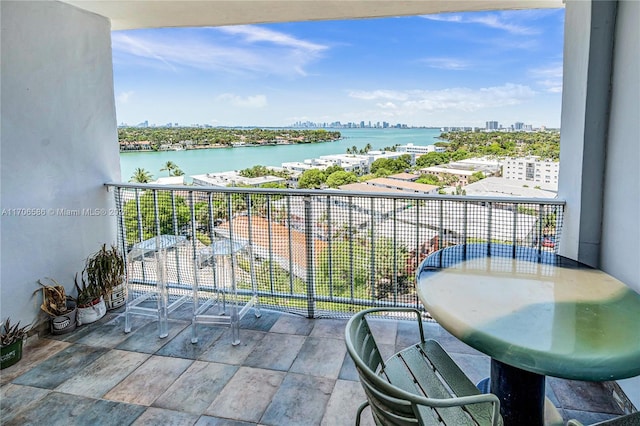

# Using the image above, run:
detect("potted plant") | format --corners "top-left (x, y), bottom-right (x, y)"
top-left (85, 243), bottom-right (126, 310)
top-left (1, 318), bottom-right (30, 369)
top-left (74, 271), bottom-right (106, 326)
top-left (35, 278), bottom-right (78, 335)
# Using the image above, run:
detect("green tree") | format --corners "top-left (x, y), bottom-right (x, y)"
top-left (316, 237), bottom-right (409, 299)
top-left (160, 161), bottom-right (177, 176)
top-left (416, 174), bottom-right (440, 185)
top-left (370, 155), bottom-right (412, 175)
top-left (130, 168), bottom-right (153, 183)
top-left (123, 191), bottom-right (190, 243)
top-left (326, 171), bottom-right (358, 188)
top-left (324, 164), bottom-right (344, 175)
top-left (297, 169), bottom-right (326, 189)
top-left (171, 168), bottom-right (185, 177)
top-left (415, 152), bottom-right (450, 168)
top-left (467, 171), bottom-right (485, 184)
top-left (374, 167), bottom-right (393, 177)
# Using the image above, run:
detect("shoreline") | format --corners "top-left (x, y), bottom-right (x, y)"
top-left (119, 138), bottom-right (341, 153)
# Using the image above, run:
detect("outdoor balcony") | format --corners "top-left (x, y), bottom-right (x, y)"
top-left (1, 0), bottom-right (638, 424)
top-left (1, 306), bottom-right (629, 425)
top-left (2, 185), bottom-right (635, 425)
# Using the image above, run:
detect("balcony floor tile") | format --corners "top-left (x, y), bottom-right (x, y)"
top-left (289, 336), bottom-right (346, 379)
top-left (12, 345), bottom-right (109, 389)
top-left (102, 355), bottom-right (192, 406)
top-left (242, 332), bottom-right (306, 371)
top-left (205, 366), bottom-right (286, 422)
top-left (260, 372), bottom-right (334, 426)
top-left (0, 308), bottom-right (629, 426)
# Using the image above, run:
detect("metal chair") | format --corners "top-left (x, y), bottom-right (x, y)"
top-left (568, 412), bottom-right (640, 426)
top-left (345, 307), bottom-right (502, 426)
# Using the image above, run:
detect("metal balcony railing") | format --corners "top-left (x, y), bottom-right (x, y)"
top-left (106, 183), bottom-right (565, 319)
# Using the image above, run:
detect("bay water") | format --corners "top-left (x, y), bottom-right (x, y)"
top-left (120, 127), bottom-right (442, 182)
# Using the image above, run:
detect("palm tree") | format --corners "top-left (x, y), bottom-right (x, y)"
top-left (160, 161), bottom-right (177, 176)
top-left (171, 168), bottom-right (185, 176)
top-left (130, 168), bottom-right (153, 183)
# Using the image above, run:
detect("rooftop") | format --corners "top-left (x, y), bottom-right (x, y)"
top-left (464, 176), bottom-right (558, 198)
top-left (0, 307), bottom-right (626, 425)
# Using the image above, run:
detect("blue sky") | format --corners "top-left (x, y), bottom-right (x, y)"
top-left (112, 8), bottom-right (565, 128)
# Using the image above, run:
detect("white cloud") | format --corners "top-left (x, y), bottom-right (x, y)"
top-left (350, 84), bottom-right (536, 114)
top-left (116, 91), bottom-right (134, 103)
top-left (529, 64), bottom-right (563, 93)
top-left (376, 102), bottom-right (398, 109)
top-left (112, 26), bottom-right (328, 76)
top-left (422, 12), bottom-right (537, 35)
top-left (215, 93), bottom-right (268, 108)
top-left (421, 57), bottom-right (470, 70)
top-left (217, 25), bottom-right (327, 52)
top-left (349, 90), bottom-right (409, 101)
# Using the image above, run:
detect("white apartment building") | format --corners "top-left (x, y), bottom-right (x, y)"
top-left (419, 166), bottom-right (477, 186)
top-left (281, 159), bottom-right (333, 173)
top-left (503, 157), bottom-right (560, 186)
top-left (449, 157), bottom-right (502, 175)
top-left (282, 151), bottom-right (414, 175)
top-left (191, 171), bottom-right (286, 187)
top-left (396, 143), bottom-right (445, 155)
top-left (317, 154), bottom-right (370, 174)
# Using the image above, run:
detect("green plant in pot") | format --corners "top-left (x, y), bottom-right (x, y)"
top-left (85, 243), bottom-right (126, 310)
top-left (75, 271), bottom-right (107, 326)
top-left (35, 278), bottom-right (78, 335)
top-left (1, 318), bottom-right (30, 369)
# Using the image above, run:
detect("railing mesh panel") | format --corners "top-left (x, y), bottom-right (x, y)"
top-left (110, 184), bottom-right (565, 319)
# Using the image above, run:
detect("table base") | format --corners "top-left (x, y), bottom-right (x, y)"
top-left (491, 359), bottom-right (545, 426)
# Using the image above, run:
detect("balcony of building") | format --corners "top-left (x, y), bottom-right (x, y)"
top-left (1, 307), bottom-right (630, 425)
top-left (1, 0), bottom-right (638, 423)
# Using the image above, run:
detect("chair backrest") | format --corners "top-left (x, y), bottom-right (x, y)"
top-left (345, 309), bottom-right (423, 425)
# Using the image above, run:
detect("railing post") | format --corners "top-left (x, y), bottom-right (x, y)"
top-left (267, 195), bottom-right (275, 293)
top-left (304, 196), bottom-right (316, 318)
top-left (348, 197), bottom-right (354, 300)
top-left (393, 198), bottom-right (398, 305)
top-left (463, 200), bottom-right (468, 257)
top-left (370, 197), bottom-right (375, 301)
top-left (438, 199), bottom-right (444, 250)
top-left (538, 203), bottom-right (544, 257)
top-left (171, 191), bottom-right (183, 285)
top-left (327, 196), bottom-right (334, 298)
top-left (487, 201), bottom-right (493, 252)
top-left (287, 195), bottom-right (294, 294)
top-left (189, 191), bottom-right (199, 343)
top-left (153, 189), bottom-right (161, 237)
top-left (512, 203), bottom-right (518, 258)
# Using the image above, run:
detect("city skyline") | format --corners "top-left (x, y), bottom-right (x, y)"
top-left (113, 8), bottom-right (565, 128)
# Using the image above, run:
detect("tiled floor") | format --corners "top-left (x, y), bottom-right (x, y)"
top-left (0, 306), bottom-right (628, 426)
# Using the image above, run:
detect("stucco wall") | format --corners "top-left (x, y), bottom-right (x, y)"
top-left (1, 1), bottom-right (120, 326)
top-left (598, 0), bottom-right (640, 409)
top-left (600, 0), bottom-right (639, 293)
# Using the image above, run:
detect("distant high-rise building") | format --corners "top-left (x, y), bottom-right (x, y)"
top-left (514, 122), bottom-right (524, 130)
top-left (485, 121), bottom-right (499, 130)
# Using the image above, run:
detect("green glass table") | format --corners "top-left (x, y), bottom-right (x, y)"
top-left (416, 244), bottom-right (640, 426)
